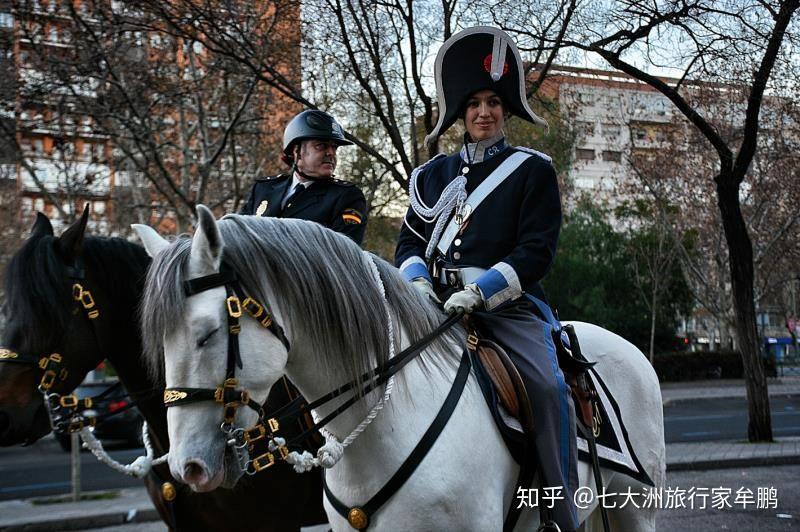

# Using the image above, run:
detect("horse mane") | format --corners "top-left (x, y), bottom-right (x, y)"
top-left (140, 215), bottom-right (463, 391)
top-left (2, 233), bottom-right (150, 355)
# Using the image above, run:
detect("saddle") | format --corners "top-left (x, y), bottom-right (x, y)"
top-left (471, 324), bottom-right (598, 454)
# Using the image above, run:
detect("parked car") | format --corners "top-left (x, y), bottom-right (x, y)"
top-left (55, 380), bottom-right (144, 451)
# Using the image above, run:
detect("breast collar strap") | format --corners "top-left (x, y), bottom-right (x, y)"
top-left (322, 348), bottom-right (472, 531)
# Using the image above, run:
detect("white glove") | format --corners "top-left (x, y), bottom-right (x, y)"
top-left (444, 283), bottom-right (483, 314)
top-left (412, 278), bottom-right (441, 304)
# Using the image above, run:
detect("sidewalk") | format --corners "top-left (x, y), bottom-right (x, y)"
top-left (0, 488), bottom-right (159, 531)
top-left (661, 376), bottom-right (800, 405)
top-left (2, 378), bottom-right (799, 531)
top-left (661, 376), bottom-right (800, 471)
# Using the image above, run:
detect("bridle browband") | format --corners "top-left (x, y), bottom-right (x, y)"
top-left (163, 262), bottom-right (464, 476)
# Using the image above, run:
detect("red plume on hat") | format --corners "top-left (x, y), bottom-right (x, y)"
top-left (425, 26), bottom-right (547, 146)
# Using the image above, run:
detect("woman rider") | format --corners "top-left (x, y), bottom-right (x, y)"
top-left (395, 26), bottom-right (578, 532)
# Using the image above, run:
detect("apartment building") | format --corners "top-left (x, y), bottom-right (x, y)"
top-left (535, 64), bottom-right (682, 208)
top-left (534, 64), bottom-right (797, 355)
top-left (1, 0), bottom-right (301, 235)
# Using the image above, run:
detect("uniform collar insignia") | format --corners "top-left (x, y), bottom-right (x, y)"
top-left (460, 132), bottom-right (508, 164)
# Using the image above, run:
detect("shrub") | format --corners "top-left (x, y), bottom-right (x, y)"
top-left (653, 350), bottom-right (777, 382)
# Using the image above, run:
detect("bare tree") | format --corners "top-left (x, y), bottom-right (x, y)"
top-left (564, 0), bottom-right (800, 440)
top-left (137, 0), bottom-right (577, 193)
top-left (4, 0), bottom-right (300, 232)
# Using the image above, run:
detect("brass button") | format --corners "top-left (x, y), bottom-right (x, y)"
top-left (453, 252), bottom-right (461, 260)
top-left (348, 507), bottom-right (369, 530)
top-left (162, 482), bottom-right (177, 502)
top-left (454, 238), bottom-right (462, 246)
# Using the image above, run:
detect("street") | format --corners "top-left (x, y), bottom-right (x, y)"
top-left (0, 436), bottom-right (142, 501)
top-left (664, 395), bottom-right (800, 443)
top-left (2, 396), bottom-right (800, 502)
top-left (35, 466), bottom-right (800, 531)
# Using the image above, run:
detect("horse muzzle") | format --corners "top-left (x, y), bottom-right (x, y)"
top-left (176, 456), bottom-right (225, 492)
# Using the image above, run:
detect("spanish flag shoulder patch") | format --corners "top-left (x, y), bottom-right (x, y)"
top-left (341, 209), bottom-right (363, 225)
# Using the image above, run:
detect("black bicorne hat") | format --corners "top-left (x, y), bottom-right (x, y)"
top-left (425, 26), bottom-right (547, 146)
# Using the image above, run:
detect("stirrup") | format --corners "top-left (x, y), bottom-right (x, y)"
top-left (536, 522), bottom-right (562, 532)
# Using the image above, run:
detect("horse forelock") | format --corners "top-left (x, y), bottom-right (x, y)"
top-left (140, 215), bottom-right (462, 392)
top-left (140, 235), bottom-right (192, 381)
top-left (3, 235), bottom-right (70, 354)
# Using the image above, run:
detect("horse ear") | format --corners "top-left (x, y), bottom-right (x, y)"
top-left (31, 212), bottom-right (54, 238)
top-left (190, 204), bottom-right (223, 273)
top-left (132, 224), bottom-right (169, 258)
top-left (56, 204), bottom-right (89, 262)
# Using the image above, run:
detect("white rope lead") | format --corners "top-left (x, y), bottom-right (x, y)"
top-left (285, 253), bottom-right (396, 473)
top-left (79, 421), bottom-right (168, 478)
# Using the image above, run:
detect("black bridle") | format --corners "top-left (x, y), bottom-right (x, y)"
top-left (162, 263), bottom-right (465, 477)
top-left (0, 263), bottom-right (139, 433)
top-left (160, 265), bottom-right (295, 472)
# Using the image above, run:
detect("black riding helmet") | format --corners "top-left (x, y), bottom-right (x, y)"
top-left (282, 110), bottom-right (353, 163)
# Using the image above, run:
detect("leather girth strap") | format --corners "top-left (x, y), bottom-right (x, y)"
top-left (322, 350), bottom-right (472, 531)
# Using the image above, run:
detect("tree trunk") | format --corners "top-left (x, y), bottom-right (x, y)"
top-left (717, 178), bottom-right (772, 441)
top-left (649, 287), bottom-right (658, 364)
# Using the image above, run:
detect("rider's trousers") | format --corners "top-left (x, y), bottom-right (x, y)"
top-left (472, 296), bottom-right (580, 531)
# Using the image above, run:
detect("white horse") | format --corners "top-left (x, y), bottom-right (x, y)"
top-left (134, 205), bottom-right (665, 531)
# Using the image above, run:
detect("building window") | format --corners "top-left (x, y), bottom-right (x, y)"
top-left (602, 150), bottom-right (622, 162)
top-left (575, 148), bottom-right (595, 161)
top-left (577, 121), bottom-right (594, 137)
top-left (0, 13), bottom-right (13, 28)
top-left (602, 123), bottom-right (620, 138)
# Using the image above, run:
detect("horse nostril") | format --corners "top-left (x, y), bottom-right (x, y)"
top-left (183, 459), bottom-right (209, 485)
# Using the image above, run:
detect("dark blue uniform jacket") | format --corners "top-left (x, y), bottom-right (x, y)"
top-left (241, 174), bottom-right (368, 245)
top-left (395, 145), bottom-right (561, 310)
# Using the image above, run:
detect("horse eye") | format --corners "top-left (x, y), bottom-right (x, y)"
top-left (197, 327), bottom-right (220, 348)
